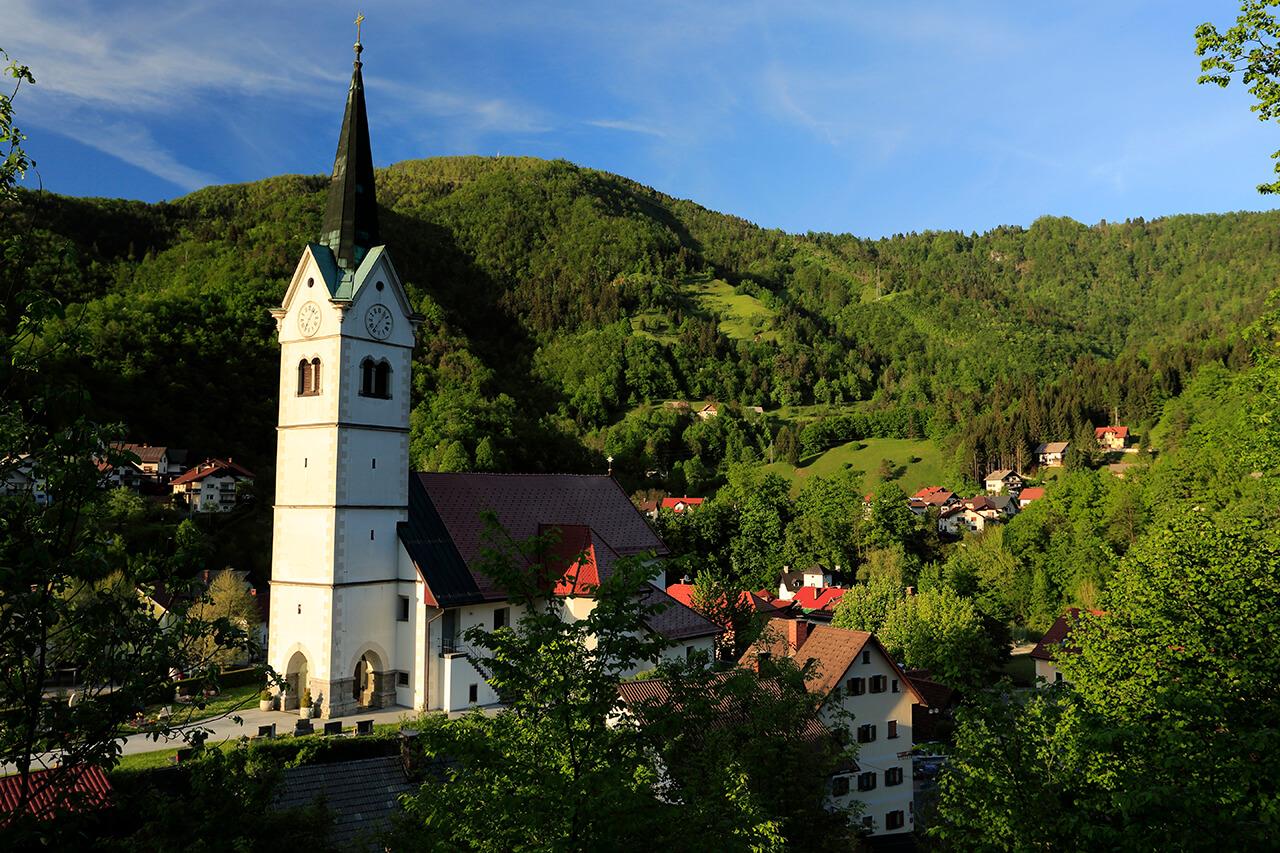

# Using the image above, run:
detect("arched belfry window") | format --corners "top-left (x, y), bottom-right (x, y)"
top-left (360, 357), bottom-right (392, 399)
top-left (297, 357), bottom-right (321, 396)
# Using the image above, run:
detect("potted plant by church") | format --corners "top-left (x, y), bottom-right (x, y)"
top-left (259, 688), bottom-right (275, 712)
top-left (299, 687), bottom-right (312, 719)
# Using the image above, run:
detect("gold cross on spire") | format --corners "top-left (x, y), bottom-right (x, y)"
top-left (355, 12), bottom-right (365, 42)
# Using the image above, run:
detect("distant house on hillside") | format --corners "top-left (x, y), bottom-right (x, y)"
top-left (664, 400), bottom-right (691, 412)
top-left (983, 469), bottom-right (1023, 495)
top-left (789, 586), bottom-right (846, 620)
top-left (171, 458), bottom-right (255, 513)
top-left (1017, 486), bottom-right (1046, 507)
top-left (642, 496), bottom-right (705, 519)
top-left (1094, 426), bottom-right (1130, 450)
top-left (1029, 608), bottom-right (1104, 685)
top-left (3, 454), bottom-right (53, 505)
top-left (696, 402), bottom-right (720, 420)
top-left (959, 495), bottom-right (1016, 533)
top-left (1035, 441), bottom-right (1070, 467)
top-left (777, 564), bottom-right (834, 600)
top-left (937, 504), bottom-right (965, 536)
top-left (909, 486), bottom-right (957, 515)
top-left (114, 443), bottom-right (188, 482)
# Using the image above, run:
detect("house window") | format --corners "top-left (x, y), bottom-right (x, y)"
top-left (296, 357), bottom-right (321, 396)
top-left (862, 650), bottom-right (871, 665)
top-left (870, 675), bottom-right (887, 693)
top-left (831, 775), bottom-right (850, 797)
top-left (468, 684), bottom-right (478, 704)
top-left (372, 457), bottom-right (376, 469)
top-left (441, 609), bottom-right (458, 653)
top-left (846, 677), bottom-right (865, 696)
top-left (360, 357), bottom-right (393, 399)
top-left (685, 645), bottom-right (695, 659)
top-left (857, 723), bottom-right (876, 743)
top-left (396, 596), bottom-right (410, 622)
top-left (862, 816), bottom-right (873, 830)
top-left (886, 767), bottom-right (904, 786)
top-left (857, 771), bottom-right (877, 791)
top-left (494, 607), bottom-right (509, 630)
top-left (396, 671), bottom-right (409, 686)
top-left (888, 719), bottom-right (899, 739)
top-left (892, 678), bottom-right (900, 693)
top-left (1055, 671), bottom-right (1064, 683)
top-left (886, 811), bottom-right (905, 830)
top-left (370, 529), bottom-right (375, 540)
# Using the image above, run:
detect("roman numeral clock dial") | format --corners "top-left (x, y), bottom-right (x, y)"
top-left (365, 303), bottom-right (393, 340)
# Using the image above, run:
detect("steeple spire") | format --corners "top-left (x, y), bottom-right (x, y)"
top-left (319, 13), bottom-right (380, 271)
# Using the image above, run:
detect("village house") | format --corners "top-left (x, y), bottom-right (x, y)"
top-left (696, 402), bottom-right (719, 420)
top-left (777, 564), bottom-right (836, 600)
top-left (937, 504), bottom-right (965, 536)
top-left (170, 458), bottom-right (255, 513)
top-left (957, 494), bottom-right (1016, 533)
top-left (2, 454), bottom-right (52, 505)
top-left (792, 625), bottom-right (922, 837)
top-left (908, 485), bottom-right (957, 515)
top-left (114, 443), bottom-right (188, 482)
top-left (1017, 486), bottom-right (1046, 507)
top-left (1029, 608), bottom-right (1103, 685)
top-left (983, 469), bottom-right (1023, 495)
top-left (639, 495), bottom-right (705, 520)
top-left (1094, 425), bottom-right (1130, 451)
top-left (1035, 441), bottom-right (1070, 467)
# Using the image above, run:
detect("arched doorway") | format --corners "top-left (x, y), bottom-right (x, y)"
top-left (352, 650), bottom-right (383, 709)
top-left (285, 651), bottom-right (309, 711)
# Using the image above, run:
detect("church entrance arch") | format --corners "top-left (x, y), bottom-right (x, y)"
top-left (353, 650), bottom-right (384, 709)
top-left (285, 651), bottom-right (309, 711)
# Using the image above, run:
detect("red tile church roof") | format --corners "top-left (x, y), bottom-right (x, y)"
top-left (0, 764), bottom-right (112, 819)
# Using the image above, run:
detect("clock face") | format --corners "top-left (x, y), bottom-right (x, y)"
top-left (365, 303), bottom-right (394, 340)
top-left (297, 302), bottom-right (322, 337)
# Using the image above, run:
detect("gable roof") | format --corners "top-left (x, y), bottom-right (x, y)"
top-left (1095, 426), bottom-right (1129, 439)
top-left (1036, 441), bottom-right (1070, 454)
top-left (115, 443), bottom-right (171, 465)
top-left (791, 586), bottom-right (846, 612)
top-left (402, 473), bottom-right (668, 606)
top-left (1018, 487), bottom-right (1046, 503)
top-left (170, 458), bottom-right (255, 486)
top-left (911, 486), bottom-right (954, 505)
top-left (1029, 608), bottom-right (1104, 661)
top-left (985, 469), bottom-right (1015, 481)
top-left (274, 755), bottom-right (411, 849)
top-left (640, 585), bottom-right (722, 641)
top-left (795, 625), bottom-right (925, 704)
top-left (0, 764), bottom-right (112, 819)
top-left (660, 496), bottom-right (704, 512)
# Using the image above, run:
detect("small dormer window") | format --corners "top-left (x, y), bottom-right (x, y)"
top-left (297, 358), bottom-right (321, 396)
top-left (360, 357), bottom-right (392, 399)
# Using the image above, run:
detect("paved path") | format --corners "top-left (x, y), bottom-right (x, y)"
top-left (117, 704), bottom-right (419, 755)
top-left (3, 705), bottom-right (420, 775)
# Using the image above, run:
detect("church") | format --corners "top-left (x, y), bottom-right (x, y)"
top-left (266, 37), bottom-right (719, 718)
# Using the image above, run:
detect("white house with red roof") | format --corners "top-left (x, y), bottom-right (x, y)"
top-left (170, 458), bottom-right (255, 513)
top-left (1094, 425), bottom-right (1130, 450)
top-left (266, 52), bottom-right (718, 719)
top-left (1017, 486), bottom-right (1046, 507)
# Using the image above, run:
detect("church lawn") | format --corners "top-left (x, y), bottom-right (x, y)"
top-left (122, 682), bottom-right (263, 734)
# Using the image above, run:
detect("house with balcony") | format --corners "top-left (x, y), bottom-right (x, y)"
top-left (170, 458), bottom-right (255, 512)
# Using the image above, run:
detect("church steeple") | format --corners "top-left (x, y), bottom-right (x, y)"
top-left (320, 18), bottom-right (380, 271)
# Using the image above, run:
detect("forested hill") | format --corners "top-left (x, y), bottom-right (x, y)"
top-left (9, 155), bottom-right (1280, 492)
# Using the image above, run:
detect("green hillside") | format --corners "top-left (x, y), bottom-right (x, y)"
top-left (763, 437), bottom-right (948, 496)
top-left (5, 154), bottom-right (1279, 499)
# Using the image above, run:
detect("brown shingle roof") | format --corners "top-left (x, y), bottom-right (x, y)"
top-left (795, 625), bottom-right (926, 704)
top-left (1029, 608), bottom-right (1104, 661)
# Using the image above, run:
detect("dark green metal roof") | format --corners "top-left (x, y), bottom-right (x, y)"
top-left (319, 51), bottom-right (380, 272)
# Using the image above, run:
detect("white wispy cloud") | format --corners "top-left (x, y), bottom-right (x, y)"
top-left (585, 119), bottom-right (668, 138)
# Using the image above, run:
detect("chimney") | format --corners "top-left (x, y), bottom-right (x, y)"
top-left (754, 650), bottom-right (771, 675)
top-left (786, 618), bottom-right (810, 651)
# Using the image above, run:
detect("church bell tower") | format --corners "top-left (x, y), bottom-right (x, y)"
top-left (267, 25), bottom-right (420, 717)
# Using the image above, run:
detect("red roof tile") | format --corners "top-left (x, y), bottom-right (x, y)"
top-left (791, 586), bottom-right (846, 612)
top-left (0, 764), bottom-right (112, 819)
top-left (1018, 487), bottom-right (1046, 503)
top-left (170, 457), bottom-right (254, 486)
top-left (660, 497), bottom-right (704, 512)
top-left (1094, 426), bottom-right (1129, 439)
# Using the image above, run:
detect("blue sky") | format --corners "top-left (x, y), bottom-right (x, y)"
top-left (4, 0), bottom-right (1276, 237)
